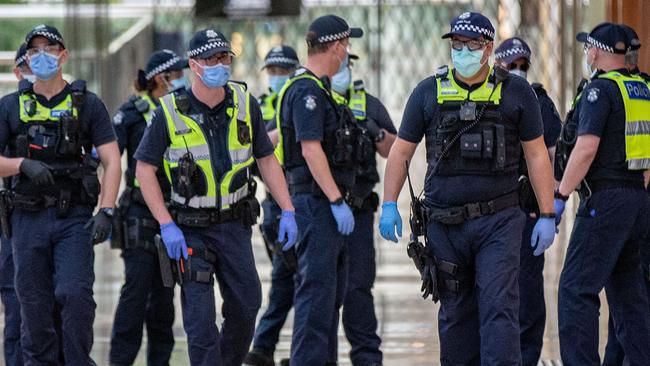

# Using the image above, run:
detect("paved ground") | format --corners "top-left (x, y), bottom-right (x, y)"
top-left (0, 158), bottom-right (611, 365)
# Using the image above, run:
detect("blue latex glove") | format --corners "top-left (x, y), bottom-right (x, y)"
top-left (278, 210), bottom-right (298, 251)
top-left (554, 198), bottom-right (566, 227)
top-left (330, 201), bottom-right (355, 235)
top-left (160, 222), bottom-right (188, 260)
top-left (531, 217), bottom-right (556, 256)
top-left (379, 201), bottom-right (402, 243)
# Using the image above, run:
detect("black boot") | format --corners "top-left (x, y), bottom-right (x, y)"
top-left (243, 347), bottom-right (275, 366)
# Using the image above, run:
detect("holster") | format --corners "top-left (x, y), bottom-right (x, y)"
top-left (517, 175), bottom-right (538, 214)
top-left (346, 191), bottom-right (380, 212)
top-left (110, 208), bottom-right (125, 250)
top-left (273, 241), bottom-right (298, 272)
top-left (0, 189), bottom-right (12, 239)
top-left (155, 235), bottom-right (175, 288)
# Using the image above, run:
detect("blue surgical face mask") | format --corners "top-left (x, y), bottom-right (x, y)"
top-left (29, 52), bottom-right (60, 81)
top-left (268, 75), bottom-right (289, 94)
top-left (195, 62), bottom-right (230, 88)
top-left (451, 46), bottom-right (485, 78)
top-left (509, 69), bottom-right (527, 80)
top-left (169, 77), bottom-right (188, 91)
top-left (331, 66), bottom-right (351, 95)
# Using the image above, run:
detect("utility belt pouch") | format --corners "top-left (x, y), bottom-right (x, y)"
top-left (56, 189), bottom-right (72, 218)
top-left (238, 196), bottom-right (260, 227)
top-left (82, 155), bottom-right (100, 201)
top-left (16, 135), bottom-right (29, 158)
top-left (175, 211), bottom-right (211, 228)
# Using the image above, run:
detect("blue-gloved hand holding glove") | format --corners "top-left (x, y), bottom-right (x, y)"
top-left (278, 210), bottom-right (298, 251)
top-left (531, 217), bottom-right (556, 256)
top-left (330, 200), bottom-right (355, 235)
top-left (554, 198), bottom-right (566, 227)
top-left (160, 222), bottom-right (188, 260)
top-left (379, 201), bottom-right (402, 243)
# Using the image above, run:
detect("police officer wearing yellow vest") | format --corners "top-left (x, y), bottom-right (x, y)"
top-left (602, 24), bottom-right (650, 366)
top-left (379, 12), bottom-right (556, 365)
top-left (109, 49), bottom-right (188, 366)
top-left (134, 29), bottom-right (297, 366)
top-left (554, 23), bottom-right (650, 366)
top-left (331, 53), bottom-right (396, 366)
top-left (0, 25), bottom-right (122, 365)
top-left (273, 14), bottom-right (363, 365)
top-left (244, 45), bottom-right (299, 366)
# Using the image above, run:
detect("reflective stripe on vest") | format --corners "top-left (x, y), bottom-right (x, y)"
top-left (133, 94), bottom-right (159, 188)
top-left (160, 82), bottom-right (254, 209)
top-left (260, 93), bottom-right (277, 122)
top-left (598, 71), bottom-right (650, 170)
top-left (19, 93), bottom-right (78, 122)
top-left (436, 67), bottom-right (502, 104)
top-left (274, 70), bottom-right (327, 166)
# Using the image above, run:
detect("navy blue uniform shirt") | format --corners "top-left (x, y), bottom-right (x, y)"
top-left (0, 83), bottom-right (116, 156)
top-left (134, 86), bottom-right (274, 182)
top-left (533, 85), bottom-right (562, 148)
top-left (399, 72), bottom-right (543, 207)
top-left (577, 69), bottom-right (645, 185)
top-left (279, 72), bottom-right (339, 182)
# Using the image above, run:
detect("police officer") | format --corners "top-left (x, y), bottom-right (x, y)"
top-left (379, 12), bottom-right (556, 365)
top-left (244, 45), bottom-right (299, 366)
top-left (134, 28), bottom-right (297, 366)
top-left (273, 14), bottom-right (362, 365)
top-left (600, 24), bottom-right (650, 366)
top-left (332, 53), bottom-right (396, 366)
top-left (109, 49), bottom-right (188, 366)
top-left (554, 23), bottom-right (650, 366)
top-left (0, 24), bottom-right (122, 365)
top-left (0, 42), bottom-right (30, 366)
top-left (494, 37), bottom-right (562, 366)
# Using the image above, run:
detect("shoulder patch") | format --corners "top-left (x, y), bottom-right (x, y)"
top-left (113, 111), bottom-right (124, 125)
top-left (304, 95), bottom-right (317, 111)
top-left (587, 88), bottom-right (600, 103)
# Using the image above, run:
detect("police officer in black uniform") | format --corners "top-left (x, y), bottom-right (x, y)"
top-left (601, 24), bottom-right (650, 366)
top-left (0, 25), bottom-right (122, 365)
top-left (244, 45), bottom-right (299, 366)
top-left (555, 23), bottom-right (650, 366)
top-left (273, 14), bottom-right (363, 365)
top-left (134, 29), bottom-right (296, 366)
top-left (494, 37), bottom-right (562, 366)
top-left (0, 42), bottom-right (30, 366)
top-left (379, 12), bottom-right (556, 365)
top-left (109, 49), bottom-right (188, 366)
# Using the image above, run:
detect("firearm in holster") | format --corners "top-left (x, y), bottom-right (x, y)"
top-left (155, 234), bottom-right (185, 288)
top-left (406, 161), bottom-right (439, 302)
top-left (0, 189), bottom-right (12, 239)
top-left (110, 189), bottom-right (131, 250)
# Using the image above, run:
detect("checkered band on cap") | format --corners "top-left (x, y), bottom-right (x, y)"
top-left (15, 54), bottom-right (28, 67)
top-left (316, 28), bottom-right (351, 44)
top-left (587, 36), bottom-right (615, 53)
top-left (264, 57), bottom-right (298, 67)
top-left (494, 47), bottom-right (530, 60)
top-left (451, 23), bottom-right (494, 39)
top-left (146, 56), bottom-right (180, 80)
top-left (31, 30), bottom-right (63, 44)
top-left (187, 40), bottom-right (230, 58)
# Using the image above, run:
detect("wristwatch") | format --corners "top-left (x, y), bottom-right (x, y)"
top-left (539, 212), bottom-right (556, 218)
top-left (554, 189), bottom-right (570, 201)
top-left (99, 207), bottom-right (114, 217)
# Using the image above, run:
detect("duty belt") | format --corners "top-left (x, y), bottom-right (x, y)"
top-left (428, 191), bottom-right (519, 225)
top-left (171, 207), bottom-right (241, 227)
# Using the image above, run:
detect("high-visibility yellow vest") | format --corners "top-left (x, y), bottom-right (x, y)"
top-left (332, 81), bottom-right (367, 120)
top-left (132, 93), bottom-right (158, 188)
top-left (160, 82), bottom-right (254, 209)
top-left (259, 92), bottom-right (277, 123)
top-left (598, 71), bottom-right (650, 170)
top-left (274, 70), bottom-right (328, 166)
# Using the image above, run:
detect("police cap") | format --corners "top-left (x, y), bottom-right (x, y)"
top-left (261, 45), bottom-right (299, 70)
top-left (144, 49), bottom-right (189, 80)
top-left (442, 11), bottom-right (495, 41)
top-left (187, 28), bottom-right (233, 59)
top-left (576, 22), bottom-right (630, 54)
top-left (494, 37), bottom-right (531, 64)
top-left (25, 24), bottom-right (65, 49)
top-left (306, 14), bottom-right (363, 47)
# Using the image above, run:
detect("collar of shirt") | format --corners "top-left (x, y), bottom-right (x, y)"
top-left (34, 83), bottom-right (72, 108)
top-left (187, 86), bottom-right (232, 123)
